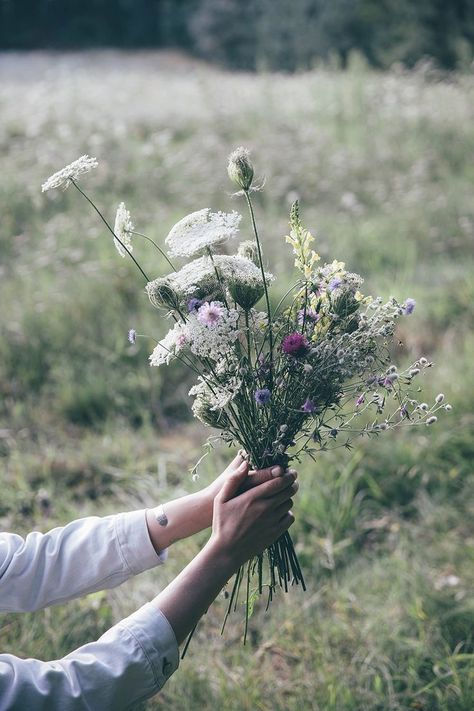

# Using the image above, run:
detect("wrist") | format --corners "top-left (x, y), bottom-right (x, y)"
top-left (205, 533), bottom-right (241, 577)
top-left (198, 485), bottom-right (216, 525)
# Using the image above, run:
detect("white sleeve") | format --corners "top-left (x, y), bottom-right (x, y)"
top-left (0, 602), bottom-right (179, 710)
top-left (0, 510), bottom-right (166, 612)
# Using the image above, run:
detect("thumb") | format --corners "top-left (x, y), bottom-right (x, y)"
top-left (219, 461), bottom-right (249, 502)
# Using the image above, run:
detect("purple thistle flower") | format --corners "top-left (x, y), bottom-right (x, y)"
top-left (403, 298), bottom-right (416, 315)
top-left (302, 398), bottom-right (316, 413)
top-left (282, 332), bottom-right (309, 357)
top-left (297, 308), bottom-right (320, 325)
top-left (356, 394), bottom-right (365, 407)
top-left (254, 388), bottom-right (271, 406)
top-left (128, 329), bottom-right (137, 344)
top-left (187, 297), bottom-right (203, 312)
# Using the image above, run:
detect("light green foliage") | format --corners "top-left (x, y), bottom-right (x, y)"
top-left (0, 53), bottom-right (473, 709)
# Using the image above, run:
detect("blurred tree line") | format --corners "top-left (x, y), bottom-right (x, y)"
top-left (1, 0), bottom-right (473, 70)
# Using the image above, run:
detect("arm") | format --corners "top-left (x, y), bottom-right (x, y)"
top-left (0, 510), bottom-right (164, 613)
top-left (0, 454), bottom-right (281, 613)
top-left (145, 452), bottom-right (285, 551)
top-left (0, 603), bottom-right (179, 711)
top-left (154, 460), bottom-right (297, 645)
top-left (0, 463), bottom-right (297, 709)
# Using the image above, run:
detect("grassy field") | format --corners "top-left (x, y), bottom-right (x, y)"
top-left (1, 51), bottom-right (473, 710)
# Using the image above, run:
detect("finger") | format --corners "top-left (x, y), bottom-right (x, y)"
top-left (240, 465), bottom-right (282, 492)
top-left (252, 471), bottom-right (296, 500)
top-left (219, 461), bottom-right (249, 502)
top-left (273, 499), bottom-right (294, 519)
top-left (267, 489), bottom-right (294, 511)
top-left (225, 451), bottom-right (245, 473)
top-left (280, 511), bottom-right (295, 529)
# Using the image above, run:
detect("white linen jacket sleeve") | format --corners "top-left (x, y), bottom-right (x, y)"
top-left (0, 512), bottom-right (180, 709)
top-left (0, 510), bottom-right (167, 612)
top-left (0, 602), bottom-right (179, 710)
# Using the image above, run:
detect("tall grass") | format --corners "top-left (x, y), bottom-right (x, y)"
top-left (0, 51), bottom-right (473, 709)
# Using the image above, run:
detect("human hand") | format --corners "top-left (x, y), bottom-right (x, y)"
top-left (209, 460), bottom-right (298, 571)
top-left (205, 451), bottom-right (298, 510)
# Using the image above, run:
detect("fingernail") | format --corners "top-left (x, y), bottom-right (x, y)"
top-left (285, 468), bottom-right (297, 476)
top-left (271, 466), bottom-right (283, 477)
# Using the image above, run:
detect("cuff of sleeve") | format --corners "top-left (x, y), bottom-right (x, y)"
top-left (115, 510), bottom-right (168, 576)
top-left (120, 602), bottom-right (180, 689)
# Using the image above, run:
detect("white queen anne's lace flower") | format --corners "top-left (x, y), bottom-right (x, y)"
top-left (165, 254), bottom-right (273, 303)
top-left (186, 305), bottom-right (240, 361)
top-left (149, 323), bottom-right (187, 366)
top-left (41, 155), bottom-right (98, 192)
top-left (114, 202), bottom-right (134, 257)
top-left (165, 208), bottom-right (242, 257)
top-left (167, 256), bottom-right (217, 296)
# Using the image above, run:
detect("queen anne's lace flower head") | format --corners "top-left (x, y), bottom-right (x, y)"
top-left (186, 305), bottom-right (240, 361)
top-left (149, 323), bottom-right (187, 366)
top-left (165, 208), bottom-right (242, 258)
top-left (41, 155), bottom-right (98, 192)
top-left (219, 255), bottom-right (274, 309)
top-left (114, 202), bottom-right (134, 257)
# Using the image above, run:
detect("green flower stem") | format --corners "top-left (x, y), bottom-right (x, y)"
top-left (244, 311), bottom-right (252, 364)
top-left (244, 190), bottom-right (273, 383)
top-left (206, 248), bottom-right (229, 309)
top-left (129, 231), bottom-right (177, 271)
top-left (71, 180), bottom-right (150, 282)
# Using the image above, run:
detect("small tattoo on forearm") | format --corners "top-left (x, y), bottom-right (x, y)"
top-left (155, 505), bottom-right (168, 527)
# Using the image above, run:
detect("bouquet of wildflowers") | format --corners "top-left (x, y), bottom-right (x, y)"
top-left (42, 150), bottom-right (450, 635)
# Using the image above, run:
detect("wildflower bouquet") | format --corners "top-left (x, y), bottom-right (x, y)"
top-left (42, 150), bottom-right (450, 635)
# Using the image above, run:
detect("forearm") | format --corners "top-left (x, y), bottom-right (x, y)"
top-left (0, 603), bottom-right (179, 709)
top-left (146, 488), bottom-right (214, 552)
top-left (152, 537), bottom-right (236, 646)
top-left (0, 510), bottom-right (164, 613)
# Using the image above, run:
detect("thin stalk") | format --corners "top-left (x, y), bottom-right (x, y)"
top-left (244, 190), bottom-right (273, 383)
top-left (71, 180), bottom-right (149, 282)
top-left (130, 231), bottom-right (176, 271)
top-left (207, 248), bottom-right (229, 309)
top-left (272, 280), bottom-right (304, 320)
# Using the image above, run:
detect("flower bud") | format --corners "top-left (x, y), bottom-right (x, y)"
top-left (146, 277), bottom-right (180, 310)
top-left (435, 393), bottom-right (445, 404)
top-left (227, 147), bottom-right (254, 191)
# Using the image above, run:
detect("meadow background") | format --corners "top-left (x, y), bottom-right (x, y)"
top-left (1, 42), bottom-right (474, 711)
